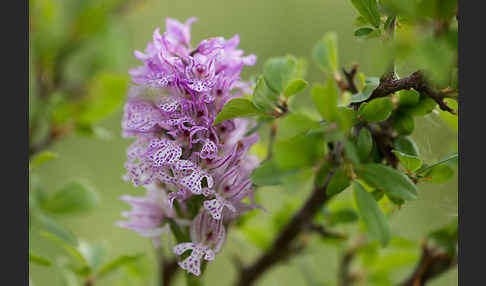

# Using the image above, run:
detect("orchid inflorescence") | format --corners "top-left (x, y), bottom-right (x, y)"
top-left (117, 18), bottom-right (260, 276)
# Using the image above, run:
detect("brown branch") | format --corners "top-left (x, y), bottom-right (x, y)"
top-left (342, 64), bottom-right (359, 94)
top-left (400, 242), bottom-right (457, 286)
top-left (235, 167), bottom-right (338, 286)
top-left (368, 71), bottom-right (455, 114)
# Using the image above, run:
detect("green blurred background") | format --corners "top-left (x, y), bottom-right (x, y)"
top-left (29, 0), bottom-right (458, 285)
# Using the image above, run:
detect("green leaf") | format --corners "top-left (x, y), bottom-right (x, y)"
top-left (357, 128), bottom-right (373, 160)
top-left (30, 252), bottom-right (52, 266)
top-left (35, 212), bottom-right (78, 246)
top-left (78, 241), bottom-right (106, 272)
top-left (41, 180), bottom-right (99, 214)
top-left (263, 55), bottom-right (298, 93)
top-left (313, 32), bottom-right (339, 73)
top-left (358, 97), bottom-right (394, 123)
top-left (421, 164), bottom-right (455, 183)
top-left (274, 134), bottom-right (325, 170)
top-left (350, 83), bottom-right (378, 103)
top-left (353, 182), bottom-right (391, 246)
top-left (40, 231), bottom-right (88, 266)
top-left (327, 168), bottom-right (351, 196)
top-left (327, 209), bottom-right (359, 225)
top-left (392, 150), bottom-right (422, 172)
top-left (29, 151), bottom-right (58, 171)
top-left (397, 89), bottom-right (420, 107)
top-left (250, 160), bottom-right (298, 186)
top-left (357, 163), bottom-right (418, 200)
top-left (419, 153), bottom-right (458, 173)
top-left (97, 254), bottom-right (143, 279)
top-left (354, 27), bottom-right (375, 37)
top-left (252, 75), bottom-right (280, 112)
top-left (311, 79), bottom-right (339, 122)
top-left (284, 79), bottom-right (308, 97)
top-left (408, 97), bottom-right (437, 116)
top-left (344, 140), bottom-right (361, 166)
top-left (392, 113), bottom-right (414, 135)
top-left (394, 136), bottom-right (419, 156)
top-left (277, 113), bottom-right (321, 140)
top-left (351, 0), bottom-right (381, 28)
top-left (78, 73), bottom-right (129, 124)
top-left (213, 98), bottom-right (263, 125)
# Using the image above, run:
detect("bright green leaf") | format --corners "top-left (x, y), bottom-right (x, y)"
top-left (263, 55), bottom-right (298, 93)
top-left (358, 97), bottom-right (394, 123)
top-left (357, 163), bottom-right (418, 200)
top-left (41, 180), bottom-right (99, 214)
top-left (397, 89), bottom-right (420, 107)
top-left (29, 151), bottom-right (58, 171)
top-left (274, 134), bottom-right (325, 170)
top-left (284, 79), bottom-right (308, 97)
top-left (392, 150), bottom-right (422, 172)
top-left (277, 113), bottom-right (321, 140)
top-left (311, 79), bottom-right (339, 122)
top-left (78, 73), bottom-right (129, 124)
top-left (313, 32), bottom-right (339, 73)
top-left (354, 182), bottom-right (391, 246)
top-left (421, 164), bottom-right (455, 183)
top-left (97, 254), bottom-right (144, 279)
top-left (252, 76), bottom-right (280, 112)
top-left (40, 232), bottom-right (88, 266)
top-left (351, 0), bottom-right (381, 28)
top-left (213, 98), bottom-right (263, 125)
top-left (408, 97), bottom-right (437, 116)
top-left (29, 252), bottom-right (52, 266)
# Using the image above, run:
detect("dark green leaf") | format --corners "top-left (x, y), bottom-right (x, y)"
top-left (392, 150), bottom-right (422, 172)
top-left (344, 140), bottom-right (361, 166)
top-left (392, 113), bottom-right (415, 135)
top-left (357, 163), bottom-right (418, 200)
top-left (284, 79), bottom-right (308, 97)
top-left (29, 151), bottom-right (58, 171)
top-left (358, 97), bottom-right (394, 123)
top-left (213, 98), bottom-right (263, 125)
top-left (327, 209), bottom-right (359, 225)
top-left (263, 56), bottom-right (298, 93)
top-left (357, 128), bottom-right (373, 160)
top-left (354, 182), bottom-right (391, 246)
top-left (41, 180), bottom-right (99, 214)
top-left (408, 97), bottom-right (437, 116)
top-left (252, 75), bottom-right (280, 112)
top-left (97, 254), bottom-right (144, 279)
top-left (327, 168), bottom-right (351, 196)
top-left (351, 0), bottom-right (381, 28)
top-left (394, 136), bottom-right (419, 156)
top-left (354, 27), bottom-right (375, 37)
top-left (313, 32), bottom-right (339, 73)
top-left (30, 252), bottom-right (52, 266)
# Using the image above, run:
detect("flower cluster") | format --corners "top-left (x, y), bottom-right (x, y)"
top-left (117, 18), bottom-right (260, 276)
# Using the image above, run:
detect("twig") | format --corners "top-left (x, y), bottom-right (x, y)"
top-left (367, 71), bottom-right (455, 114)
top-left (235, 167), bottom-right (338, 286)
top-left (306, 223), bottom-right (347, 240)
top-left (400, 242), bottom-right (457, 286)
top-left (342, 64), bottom-right (359, 94)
